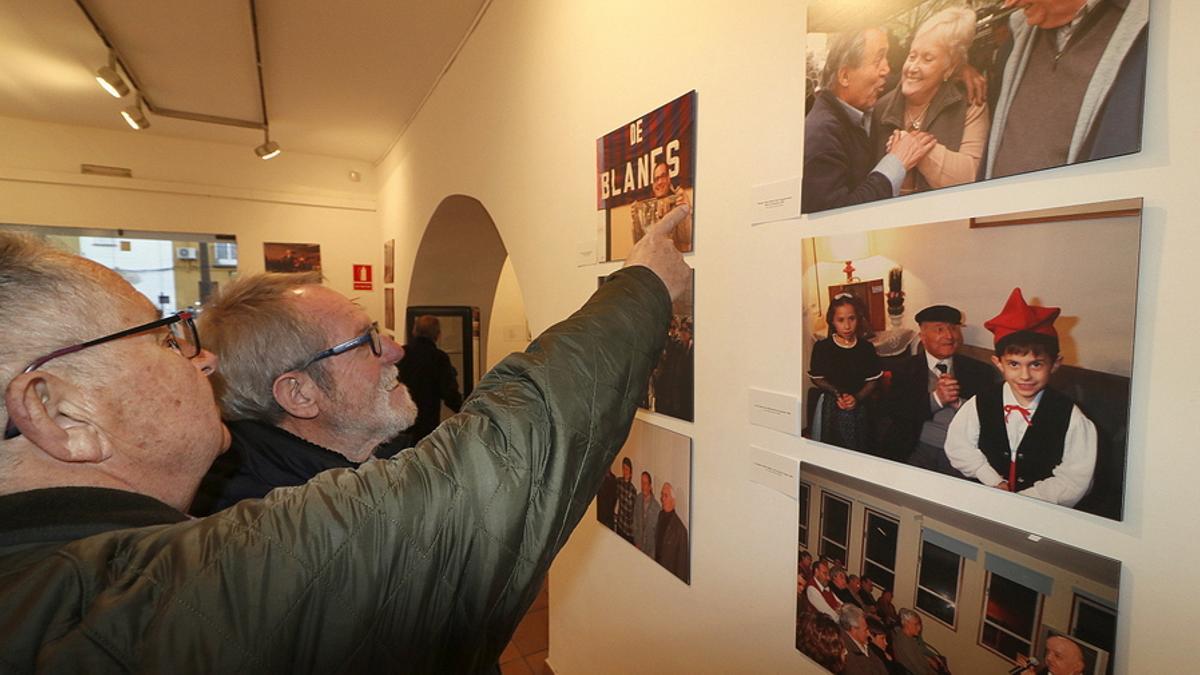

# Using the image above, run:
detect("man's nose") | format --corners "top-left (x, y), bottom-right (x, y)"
top-left (192, 348), bottom-right (219, 376)
top-left (381, 334), bottom-right (404, 364)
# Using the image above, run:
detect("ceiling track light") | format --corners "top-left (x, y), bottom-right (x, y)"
top-left (120, 95), bottom-right (150, 130)
top-left (78, 0), bottom-right (279, 157)
top-left (95, 52), bottom-right (129, 98)
top-left (255, 134), bottom-right (281, 160)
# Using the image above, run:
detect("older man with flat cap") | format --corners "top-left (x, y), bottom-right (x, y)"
top-left (881, 304), bottom-right (994, 469)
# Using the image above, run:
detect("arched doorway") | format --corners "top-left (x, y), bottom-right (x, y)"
top-left (405, 195), bottom-right (529, 393)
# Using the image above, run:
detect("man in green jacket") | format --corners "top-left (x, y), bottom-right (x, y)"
top-left (0, 206), bottom-right (690, 672)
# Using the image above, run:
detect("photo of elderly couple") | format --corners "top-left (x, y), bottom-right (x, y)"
top-left (796, 462), bottom-right (1120, 675)
top-left (594, 420), bottom-right (693, 584)
top-left (801, 198), bottom-right (1141, 522)
top-left (802, 0), bottom-right (1148, 214)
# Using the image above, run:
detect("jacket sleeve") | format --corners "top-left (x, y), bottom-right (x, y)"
top-left (87, 266), bottom-right (671, 674)
top-left (802, 114), bottom-right (894, 213)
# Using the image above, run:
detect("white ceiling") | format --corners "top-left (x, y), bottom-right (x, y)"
top-left (0, 0), bottom-right (489, 163)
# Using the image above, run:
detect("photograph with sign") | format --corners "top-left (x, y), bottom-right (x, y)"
top-left (596, 91), bottom-right (696, 261)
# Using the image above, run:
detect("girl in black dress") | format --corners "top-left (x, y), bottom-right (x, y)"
top-left (808, 294), bottom-right (883, 452)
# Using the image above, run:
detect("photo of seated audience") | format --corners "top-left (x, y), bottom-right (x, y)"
top-left (593, 419), bottom-right (693, 584)
top-left (796, 462), bottom-right (1120, 674)
top-left (802, 0), bottom-right (1148, 214)
top-left (801, 199), bottom-right (1141, 521)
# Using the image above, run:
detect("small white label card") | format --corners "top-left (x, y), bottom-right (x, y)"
top-left (749, 177), bottom-right (801, 225)
top-left (749, 445), bottom-right (800, 499)
top-left (748, 387), bottom-right (801, 435)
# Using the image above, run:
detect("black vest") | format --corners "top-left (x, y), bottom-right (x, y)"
top-left (976, 384), bottom-right (1073, 490)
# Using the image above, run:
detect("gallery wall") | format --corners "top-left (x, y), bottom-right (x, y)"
top-left (375, 1), bottom-right (1193, 672)
top-left (485, 257), bottom-right (531, 371)
top-left (0, 115), bottom-right (382, 317)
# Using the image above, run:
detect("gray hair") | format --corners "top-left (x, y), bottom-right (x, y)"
top-left (913, 7), bottom-right (977, 73)
top-left (820, 28), bottom-right (876, 92)
top-left (898, 608), bottom-right (920, 625)
top-left (0, 234), bottom-right (135, 422)
top-left (839, 604), bottom-right (866, 631)
top-left (198, 272), bottom-right (331, 423)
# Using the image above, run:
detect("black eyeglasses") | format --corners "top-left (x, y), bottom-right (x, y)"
top-left (294, 322), bottom-right (382, 372)
top-left (3, 311), bottom-right (201, 440)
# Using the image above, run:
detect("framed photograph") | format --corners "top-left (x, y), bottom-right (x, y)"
top-left (383, 238), bottom-right (395, 284)
top-left (384, 288), bottom-right (395, 332)
top-left (801, 0), bottom-right (1148, 214)
top-left (594, 419), bottom-right (693, 584)
top-left (263, 242), bottom-right (321, 273)
top-left (796, 462), bottom-right (1120, 674)
top-left (599, 267), bottom-right (694, 423)
top-left (801, 198), bottom-right (1141, 521)
top-left (597, 91), bottom-right (696, 261)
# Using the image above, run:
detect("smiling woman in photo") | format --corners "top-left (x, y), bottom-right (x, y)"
top-left (873, 7), bottom-right (990, 194)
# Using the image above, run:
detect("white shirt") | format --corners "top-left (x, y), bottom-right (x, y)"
top-left (924, 352), bottom-right (956, 410)
top-left (944, 383), bottom-right (1098, 507)
top-left (806, 581), bottom-right (840, 621)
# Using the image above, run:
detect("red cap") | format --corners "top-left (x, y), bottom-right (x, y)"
top-left (983, 288), bottom-right (1060, 343)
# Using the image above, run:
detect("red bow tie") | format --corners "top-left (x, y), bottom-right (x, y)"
top-left (1004, 404), bottom-right (1033, 425)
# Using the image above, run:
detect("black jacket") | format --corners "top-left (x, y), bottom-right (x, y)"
top-left (398, 335), bottom-right (464, 442)
top-left (189, 418), bottom-right (360, 516)
top-left (881, 351), bottom-right (995, 462)
top-left (802, 90), bottom-right (893, 213)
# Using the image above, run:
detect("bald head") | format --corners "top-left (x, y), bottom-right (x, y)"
top-left (1045, 635), bottom-right (1085, 675)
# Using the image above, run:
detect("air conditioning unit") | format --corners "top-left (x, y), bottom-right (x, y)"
top-left (177, 247), bottom-right (198, 260)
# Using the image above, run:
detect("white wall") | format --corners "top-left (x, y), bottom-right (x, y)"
top-left (375, 1), bottom-right (1195, 672)
top-left (0, 116), bottom-right (383, 320)
top-left (486, 256), bottom-right (531, 371)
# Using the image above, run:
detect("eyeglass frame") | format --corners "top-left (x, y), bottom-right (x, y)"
top-left (292, 322), bottom-right (383, 373)
top-left (3, 310), bottom-right (200, 440)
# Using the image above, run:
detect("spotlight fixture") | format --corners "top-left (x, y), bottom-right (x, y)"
top-left (120, 96), bottom-right (150, 130)
top-left (254, 132), bottom-right (281, 160)
top-left (95, 52), bottom-right (129, 98)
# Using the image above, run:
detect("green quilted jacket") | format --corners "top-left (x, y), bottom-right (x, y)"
top-left (0, 266), bottom-right (670, 673)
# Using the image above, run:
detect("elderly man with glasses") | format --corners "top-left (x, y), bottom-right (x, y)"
top-left (0, 205), bottom-right (690, 672)
top-left (188, 271), bottom-right (419, 516)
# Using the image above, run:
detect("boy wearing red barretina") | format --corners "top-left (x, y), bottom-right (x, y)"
top-left (944, 288), bottom-right (1097, 507)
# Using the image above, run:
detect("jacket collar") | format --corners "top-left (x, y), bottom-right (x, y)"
top-left (877, 81), bottom-right (965, 133)
top-left (226, 419), bottom-right (361, 473)
top-left (0, 487), bottom-right (185, 548)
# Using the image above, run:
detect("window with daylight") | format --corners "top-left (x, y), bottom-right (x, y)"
top-left (861, 509), bottom-right (899, 592)
top-left (819, 492), bottom-right (851, 566)
top-left (980, 572), bottom-right (1044, 661)
top-left (916, 540), bottom-right (963, 628)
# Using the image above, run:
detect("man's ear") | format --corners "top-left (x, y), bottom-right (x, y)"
top-left (1051, 354), bottom-right (1065, 373)
top-left (4, 371), bottom-right (112, 463)
top-left (990, 355), bottom-right (1004, 372)
top-left (272, 372), bottom-right (321, 420)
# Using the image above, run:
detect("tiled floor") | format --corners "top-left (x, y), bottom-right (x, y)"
top-left (499, 579), bottom-right (550, 675)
